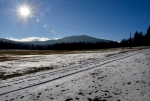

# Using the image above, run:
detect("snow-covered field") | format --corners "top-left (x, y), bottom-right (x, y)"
top-left (0, 48), bottom-right (150, 101)
top-left (0, 48), bottom-right (124, 77)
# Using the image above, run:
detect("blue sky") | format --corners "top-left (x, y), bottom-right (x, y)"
top-left (0, 0), bottom-right (150, 41)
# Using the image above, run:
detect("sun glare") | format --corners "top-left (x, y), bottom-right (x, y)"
top-left (20, 7), bottom-right (30, 16)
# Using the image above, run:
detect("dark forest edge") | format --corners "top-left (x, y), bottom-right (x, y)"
top-left (0, 26), bottom-right (150, 50)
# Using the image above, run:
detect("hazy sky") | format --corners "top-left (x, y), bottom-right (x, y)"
top-left (0, 0), bottom-right (150, 41)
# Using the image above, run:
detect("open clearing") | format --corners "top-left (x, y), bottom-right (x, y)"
top-left (0, 47), bottom-right (150, 101)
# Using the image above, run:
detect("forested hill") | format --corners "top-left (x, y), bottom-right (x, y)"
top-left (16, 35), bottom-right (111, 45)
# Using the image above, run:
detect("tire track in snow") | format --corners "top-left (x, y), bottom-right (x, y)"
top-left (0, 49), bottom-right (146, 96)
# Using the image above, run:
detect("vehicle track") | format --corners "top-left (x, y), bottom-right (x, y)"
top-left (0, 49), bottom-right (146, 96)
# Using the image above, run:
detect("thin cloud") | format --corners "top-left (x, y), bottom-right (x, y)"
top-left (7, 37), bottom-right (50, 42)
top-left (51, 29), bottom-right (57, 35)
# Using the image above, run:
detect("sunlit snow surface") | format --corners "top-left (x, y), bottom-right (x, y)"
top-left (0, 49), bottom-right (150, 101)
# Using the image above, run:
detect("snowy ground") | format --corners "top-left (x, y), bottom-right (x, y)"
top-left (0, 48), bottom-right (150, 101)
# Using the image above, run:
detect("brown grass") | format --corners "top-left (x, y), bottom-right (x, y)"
top-left (0, 57), bottom-right (19, 62)
top-left (0, 66), bottom-right (54, 80)
top-left (0, 46), bottom-right (149, 56)
top-left (105, 46), bottom-right (150, 57)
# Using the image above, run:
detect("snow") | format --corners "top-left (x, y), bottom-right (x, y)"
top-left (0, 48), bottom-right (150, 101)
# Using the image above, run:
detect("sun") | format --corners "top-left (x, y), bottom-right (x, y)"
top-left (20, 7), bottom-right (30, 16)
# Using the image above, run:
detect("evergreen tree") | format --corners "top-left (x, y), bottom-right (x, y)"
top-left (146, 26), bottom-right (150, 45)
top-left (133, 31), bottom-right (140, 46)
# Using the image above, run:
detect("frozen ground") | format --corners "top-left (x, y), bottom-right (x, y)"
top-left (0, 48), bottom-right (150, 101)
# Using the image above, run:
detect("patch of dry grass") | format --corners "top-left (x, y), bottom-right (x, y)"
top-left (0, 50), bottom-right (74, 55)
top-left (0, 57), bottom-right (19, 62)
top-left (105, 46), bottom-right (150, 57)
top-left (0, 46), bottom-right (149, 56)
top-left (0, 66), bottom-right (54, 80)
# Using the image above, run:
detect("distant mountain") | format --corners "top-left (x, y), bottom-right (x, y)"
top-left (24, 35), bottom-right (112, 45)
top-left (0, 35), bottom-right (112, 45)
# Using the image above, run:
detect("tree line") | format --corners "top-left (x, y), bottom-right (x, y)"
top-left (0, 41), bottom-right (119, 50)
top-left (120, 25), bottom-right (150, 47)
top-left (0, 25), bottom-right (150, 50)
